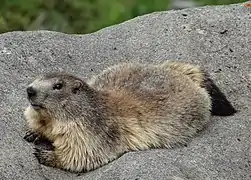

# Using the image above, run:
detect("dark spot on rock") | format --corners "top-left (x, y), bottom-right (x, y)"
top-left (19, 163), bottom-right (24, 168)
top-left (229, 48), bottom-right (233, 52)
top-left (113, 47), bottom-right (117, 50)
top-left (50, 51), bottom-right (56, 56)
top-left (184, 144), bottom-right (187, 147)
top-left (182, 13), bottom-right (188, 16)
top-left (215, 68), bottom-right (222, 73)
top-left (220, 30), bottom-right (228, 34)
top-left (68, 53), bottom-right (72, 58)
top-left (237, 138), bottom-right (241, 141)
top-left (90, 68), bottom-right (93, 71)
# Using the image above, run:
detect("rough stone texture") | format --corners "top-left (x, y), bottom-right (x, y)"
top-left (0, 2), bottom-right (250, 180)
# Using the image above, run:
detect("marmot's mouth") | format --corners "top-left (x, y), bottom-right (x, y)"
top-left (30, 103), bottom-right (44, 110)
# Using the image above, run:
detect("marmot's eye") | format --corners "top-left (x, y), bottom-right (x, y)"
top-left (53, 83), bottom-right (63, 90)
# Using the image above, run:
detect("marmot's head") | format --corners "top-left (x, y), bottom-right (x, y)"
top-left (25, 72), bottom-right (93, 119)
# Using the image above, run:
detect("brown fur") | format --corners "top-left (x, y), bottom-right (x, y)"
top-left (162, 61), bottom-right (237, 116)
top-left (159, 61), bottom-right (205, 86)
top-left (23, 60), bottom-right (234, 173)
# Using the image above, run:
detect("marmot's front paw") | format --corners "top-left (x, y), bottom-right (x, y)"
top-left (33, 147), bottom-right (57, 167)
top-left (24, 131), bottom-right (41, 144)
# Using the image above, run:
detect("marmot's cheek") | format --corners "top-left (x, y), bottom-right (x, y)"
top-left (24, 105), bottom-right (40, 122)
top-left (24, 105), bottom-right (35, 116)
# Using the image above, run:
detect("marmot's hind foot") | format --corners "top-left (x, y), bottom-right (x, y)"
top-left (33, 147), bottom-right (57, 167)
top-left (161, 60), bottom-right (237, 116)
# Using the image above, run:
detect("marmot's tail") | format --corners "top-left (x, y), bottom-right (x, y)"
top-left (202, 73), bottom-right (237, 116)
top-left (161, 60), bottom-right (237, 116)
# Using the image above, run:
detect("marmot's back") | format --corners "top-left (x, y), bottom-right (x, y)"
top-left (88, 63), bottom-right (199, 92)
top-left (88, 63), bottom-right (211, 148)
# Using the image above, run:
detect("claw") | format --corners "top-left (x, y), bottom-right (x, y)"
top-left (33, 147), bottom-right (46, 165)
top-left (24, 131), bottom-right (40, 143)
top-left (33, 136), bottom-right (42, 145)
top-left (33, 147), bottom-right (56, 167)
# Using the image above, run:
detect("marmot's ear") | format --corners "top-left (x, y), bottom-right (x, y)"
top-left (72, 80), bottom-right (86, 94)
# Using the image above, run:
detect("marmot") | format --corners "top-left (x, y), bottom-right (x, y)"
top-left (23, 60), bottom-right (236, 173)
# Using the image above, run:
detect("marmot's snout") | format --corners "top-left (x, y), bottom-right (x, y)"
top-left (27, 86), bottom-right (37, 99)
top-left (26, 85), bottom-right (46, 110)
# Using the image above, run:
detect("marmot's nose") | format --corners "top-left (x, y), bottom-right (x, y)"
top-left (27, 86), bottom-right (37, 99)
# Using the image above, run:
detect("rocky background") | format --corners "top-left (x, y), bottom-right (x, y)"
top-left (0, 2), bottom-right (250, 180)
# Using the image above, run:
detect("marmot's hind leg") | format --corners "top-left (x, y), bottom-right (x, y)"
top-left (160, 61), bottom-right (205, 85)
top-left (161, 61), bottom-right (237, 116)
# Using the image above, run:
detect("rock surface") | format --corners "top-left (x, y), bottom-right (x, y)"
top-left (0, 2), bottom-right (250, 180)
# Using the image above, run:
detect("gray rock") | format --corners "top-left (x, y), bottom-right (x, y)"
top-left (0, 2), bottom-right (250, 180)
top-left (169, 0), bottom-right (200, 10)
